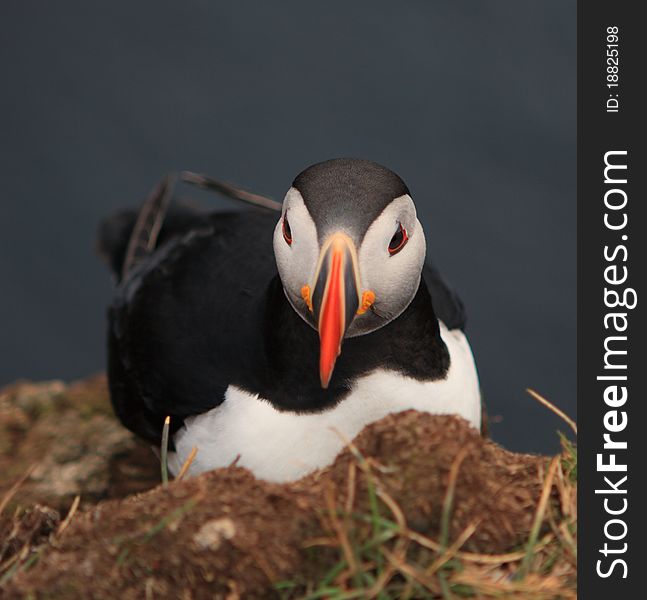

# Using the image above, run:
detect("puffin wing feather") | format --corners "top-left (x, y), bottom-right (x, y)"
top-left (422, 261), bottom-right (467, 331)
top-left (107, 209), bottom-right (279, 444)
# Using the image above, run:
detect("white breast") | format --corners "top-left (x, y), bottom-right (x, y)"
top-left (167, 322), bottom-right (481, 482)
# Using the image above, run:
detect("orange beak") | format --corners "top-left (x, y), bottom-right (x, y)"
top-left (310, 233), bottom-right (362, 388)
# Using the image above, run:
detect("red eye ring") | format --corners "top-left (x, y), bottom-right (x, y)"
top-left (282, 217), bottom-right (293, 245)
top-left (388, 223), bottom-right (408, 255)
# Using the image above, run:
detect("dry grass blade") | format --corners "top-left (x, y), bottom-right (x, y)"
top-left (517, 456), bottom-right (560, 578)
top-left (364, 563), bottom-right (397, 600)
top-left (438, 449), bottom-right (469, 600)
top-left (57, 495), bottom-right (81, 536)
top-left (330, 426), bottom-right (368, 470)
top-left (463, 534), bottom-right (554, 566)
top-left (345, 461), bottom-right (357, 514)
top-left (145, 577), bottom-right (154, 600)
top-left (405, 527), bottom-right (554, 565)
top-left (526, 388), bottom-right (577, 435)
top-left (176, 446), bottom-right (197, 481)
top-left (324, 484), bottom-right (358, 577)
top-left (160, 416), bottom-right (171, 486)
top-left (0, 552), bottom-right (22, 581)
top-left (381, 546), bottom-right (440, 595)
top-left (549, 462), bottom-right (577, 562)
top-left (440, 447), bottom-right (469, 549)
top-left (0, 545), bottom-right (31, 586)
top-left (375, 489), bottom-right (406, 532)
top-left (368, 488), bottom-right (410, 598)
top-left (454, 568), bottom-right (574, 599)
top-left (302, 536), bottom-right (338, 549)
top-left (425, 521), bottom-right (478, 577)
top-left (329, 426), bottom-right (393, 475)
top-left (180, 170), bottom-right (282, 211)
top-left (0, 464), bottom-right (37, 516)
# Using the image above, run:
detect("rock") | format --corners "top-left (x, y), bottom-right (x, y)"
top-left (193, 517), bottom-right (237, 550)
top-left (0, 376), bottom-right (159, 512)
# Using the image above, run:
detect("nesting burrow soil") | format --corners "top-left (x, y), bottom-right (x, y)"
top-left (0, 377), bottom-right (576, 599)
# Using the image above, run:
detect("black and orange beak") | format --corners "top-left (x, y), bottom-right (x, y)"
top-left (308, 233), bottom-right (362, 389)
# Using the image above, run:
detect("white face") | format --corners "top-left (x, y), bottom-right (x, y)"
top-left (273, 188), bottom-right (426, 337)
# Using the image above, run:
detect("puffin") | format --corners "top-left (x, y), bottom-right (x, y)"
top-left (98, 158), bottom-right (481, 482)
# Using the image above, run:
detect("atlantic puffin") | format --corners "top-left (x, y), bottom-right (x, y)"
top-left (98, 159), bottom-right (481, 482)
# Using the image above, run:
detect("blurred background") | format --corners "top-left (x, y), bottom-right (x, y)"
top-left (0, 1), bottom-right (575, 453)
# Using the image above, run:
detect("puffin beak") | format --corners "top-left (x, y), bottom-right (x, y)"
top-left (310, 233), bottom-right (362, 389)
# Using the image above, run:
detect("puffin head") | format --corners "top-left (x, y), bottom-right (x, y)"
top-left (273, 158), bottom-right (427, 388)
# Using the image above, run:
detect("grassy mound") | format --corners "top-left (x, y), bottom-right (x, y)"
top-left (0, 378), bottom-right (576, 599)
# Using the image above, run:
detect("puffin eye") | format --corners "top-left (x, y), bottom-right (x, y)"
top-left (282, 217), bottom-right (293, 245)
top-left (388, 223), bottom-right (408, 255)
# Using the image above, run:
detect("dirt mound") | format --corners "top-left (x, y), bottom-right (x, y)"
top-left (0, 377), bottom-right (576, 599)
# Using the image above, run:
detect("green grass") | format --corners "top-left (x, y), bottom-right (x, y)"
top-left (276, 430), bottom-right (577, 600)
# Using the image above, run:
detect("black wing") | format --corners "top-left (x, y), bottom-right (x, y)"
top-left (422, 261), bottom-right (467, 331)
top-left (103, 207), bottom-right (279, 444)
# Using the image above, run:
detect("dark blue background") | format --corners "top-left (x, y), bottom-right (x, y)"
top-left (0, 1), bottom-right (575, 453)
